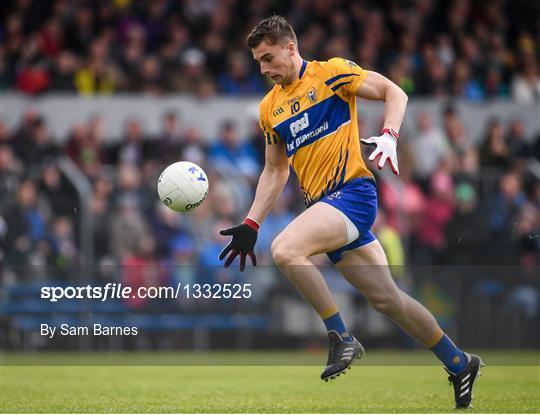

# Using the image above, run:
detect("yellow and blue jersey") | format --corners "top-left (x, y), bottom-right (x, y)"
top-left (259, 57), bottom-right (373, 206)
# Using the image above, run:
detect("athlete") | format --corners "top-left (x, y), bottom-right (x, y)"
top-left (218, 16), bottom-right (483, 409)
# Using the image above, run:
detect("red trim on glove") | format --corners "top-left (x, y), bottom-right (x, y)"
top-left (243, 217), bottom-right (260, 231)
top-left (381, 128), bottom-right (399, 140)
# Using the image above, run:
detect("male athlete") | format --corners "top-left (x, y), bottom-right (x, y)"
top-left (218, 16), bottom-right (483, 409)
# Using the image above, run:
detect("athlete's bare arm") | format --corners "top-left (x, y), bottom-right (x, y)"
top-left (247, 141), bottom-right (289, 223)
top-left (355, 71), bottom-right (408, 132)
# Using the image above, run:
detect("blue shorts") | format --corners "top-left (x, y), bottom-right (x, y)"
top-left (319, 177), bottom-right (378, 264)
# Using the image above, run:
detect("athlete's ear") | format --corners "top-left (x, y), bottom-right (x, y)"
top-left (287, 42), bottom-right (296, 56)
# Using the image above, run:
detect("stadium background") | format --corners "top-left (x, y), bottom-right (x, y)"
top-left (0, 0), bottom-right (539, 355)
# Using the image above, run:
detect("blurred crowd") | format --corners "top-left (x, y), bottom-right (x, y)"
top-left (1, 0), bottom-right (540, 102)
top-left (1, 105), bottom-right (538, 285)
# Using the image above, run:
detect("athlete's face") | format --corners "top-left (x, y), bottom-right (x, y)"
top-left (252, 39), bottom-right (296, 85)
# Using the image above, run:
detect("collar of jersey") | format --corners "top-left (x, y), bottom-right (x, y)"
top-left (281, 59), bottom-right (308, 90)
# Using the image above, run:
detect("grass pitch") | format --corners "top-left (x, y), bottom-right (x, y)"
top-left (1, 351), bottom-right (539, 413)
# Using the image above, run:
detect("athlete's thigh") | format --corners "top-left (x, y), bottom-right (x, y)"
top-left (335, 239), bottom-right (401, 299)
top-left (274, 202), bottom-right (348, 257)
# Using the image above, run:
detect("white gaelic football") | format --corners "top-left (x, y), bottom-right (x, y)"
top-left (157, 161), bottom-right (209, 212)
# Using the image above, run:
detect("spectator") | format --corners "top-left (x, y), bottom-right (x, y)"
top-left (379, 166), bottom-right (425, 236)
top-left (121, 235), bottom-right (162, 309)
top-left (74, 60), bottom-right (117, 95)
top-left (90, 175), bottom-right (114, 261)
top-left (110, 194), bottom-right (149, 260)
top-left (181, 126), bottom-right (207, 167)
top-left (4, 14), bottom-right (24, 78)
top-left (3, 180), bottom-right (47, 266)
top-left (168, 234), bottom-right (198, 299)
top-left (487, 172), bottom-right (527, 262)
top-left (245, 111), bottom-right (266, 167)
top-left (218, 51), bottom-right (266, 95)
top-left (65, 123), bottom-right (88, 165)
top-left (442, 105), bottom-right (469, 155)
top-left (134, 55), bottom-right (165, 95)
top-left (198, 219), bottom-right (237, 284)
top-left (152, 111), bottom-right (184, 163)
top-left (373, 210), bottom-right (405, 278)
top-left (484, 67), bottom-right (508, 99)
top-left (10, 109), bottom-right (39, 160)
top-left (506, 119), bottom-right (532, 160)
top-left (113, 163), bottom-right (153, 215)
top-left (514, 203), bottom-right (540, 267)
top-left (38, 160), bottom-right (77, 217)
top-left (388, 54), bottom-right (415, 96)
top-left (63, 4), bottom-right (95, 54)
top-left (534, 134), bottom-right (540, 162)
top-left (413, 167), bottom-right (455, 264)
top-left (74, 37), bottom-right (121, 95)
top-left (64, 119), bottom-right (108, 179)
top-left (450, 59), bottom-right (484, 101)
top-left (452, 146), bottom-right (479, 186)
top-left (416, 47), bottom-right (448, 96)
top-left (49, 216), bottom-right (78, 274)
top-left (444, 183), bottom-right (487, 264)
top-left (110, 118), bottom-right (150, 167)
top-left (119, 30), bottom-right (145, 86)
top-left (39, 18), bottom-right (64, 58)
top-left (0, 144), bottom-right (23, 205)
top-left (152, 203), bottom-right (192, 258)
top-left (411, 112), bottom-right (449, 181)
top-left (172, 48), bottom-right (215, 97)
top-left (436, 34), bottom-right (455, 68)
top-left (19, 117), bottom-right (59, 165)
top-left (208, 120), bottom-right (260, 182)
top-left (479, 118), bottom-right (511, 169)
top-left (50, 51), bottom-right (78, 91)
top-left (160, 19), bottom-right (191, 86)
top-left (15, 33), bottom-right (51, 94)
top-left (511, 60), bottom-right (540, 104)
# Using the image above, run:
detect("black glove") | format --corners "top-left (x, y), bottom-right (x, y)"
top-left (219, 218), bottom-right (259, 271)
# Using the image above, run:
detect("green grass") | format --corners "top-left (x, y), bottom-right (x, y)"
top-left (1, 352), bottom-right (539, 413)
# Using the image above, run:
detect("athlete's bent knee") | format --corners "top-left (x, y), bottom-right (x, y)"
top-left (369, 292), bottom-right (405, 317)
top-left (271, 238), bottom-right (299, 267)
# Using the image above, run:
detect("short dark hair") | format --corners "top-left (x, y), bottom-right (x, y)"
top-left (246, 15), bottom-right (297, 49)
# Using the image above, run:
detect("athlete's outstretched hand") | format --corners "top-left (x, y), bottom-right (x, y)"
top-left (219, 218), bottom-right (259, 272)
top-left (361, 128), bottom-right (399, 175)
